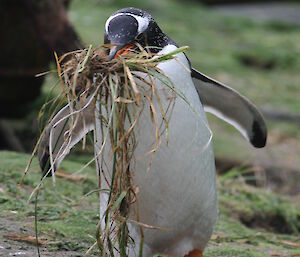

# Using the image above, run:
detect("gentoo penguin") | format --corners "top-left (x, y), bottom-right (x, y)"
top-left (38, 7), bottom-right (267, 257)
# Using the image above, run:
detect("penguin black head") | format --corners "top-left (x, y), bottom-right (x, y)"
top-left (104, 7), bottom-right (174, 59)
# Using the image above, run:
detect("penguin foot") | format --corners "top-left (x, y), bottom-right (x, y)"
top-left (184, 249), bottom-right (203, 257)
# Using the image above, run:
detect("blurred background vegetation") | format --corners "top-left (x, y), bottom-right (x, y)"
top-left (0, 0), bottom-right (299, 256)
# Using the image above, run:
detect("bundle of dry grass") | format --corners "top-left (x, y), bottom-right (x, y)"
top-left (23, 44), bottom-right (188, 256)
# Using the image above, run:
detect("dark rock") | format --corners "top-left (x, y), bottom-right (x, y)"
top-left (0, 0), bottom-right (83, 118)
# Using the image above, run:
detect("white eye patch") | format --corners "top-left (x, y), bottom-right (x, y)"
top-left (130, 13), bottom-right (149, 34)
top-left (105, 13), bottom-right (149, 35)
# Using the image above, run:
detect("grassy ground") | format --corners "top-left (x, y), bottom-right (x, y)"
top-left (0, 151), bottom-right (299, 256)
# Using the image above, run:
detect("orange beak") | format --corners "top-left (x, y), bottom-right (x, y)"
top-left (114, 44), bottom-right (134, 59)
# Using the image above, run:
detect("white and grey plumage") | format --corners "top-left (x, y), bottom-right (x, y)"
top-left (38, 7), bottom-right (267, 257)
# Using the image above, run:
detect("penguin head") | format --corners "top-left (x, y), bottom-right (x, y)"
top-left (104, 7), bottom-right (171, 59)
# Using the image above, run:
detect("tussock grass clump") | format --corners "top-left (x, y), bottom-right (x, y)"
top-left (219, 169), bottom-right (300, 235)
top-left (25, 44), bottom-right (188, 256)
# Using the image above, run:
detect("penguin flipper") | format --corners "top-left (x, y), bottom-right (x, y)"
top-left (38, 97), bottom-right (95, 176)
top-left (191, 68), bottom-right (267, 148)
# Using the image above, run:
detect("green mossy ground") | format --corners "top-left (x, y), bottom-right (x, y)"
top-left (0, 151), bottom-right (299, 256)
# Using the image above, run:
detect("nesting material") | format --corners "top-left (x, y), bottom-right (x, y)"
top-left (40, 44), bottom-right (188, 255)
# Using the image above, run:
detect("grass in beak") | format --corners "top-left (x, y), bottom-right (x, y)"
top-left (23, 43), bottom-right (196, 256)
